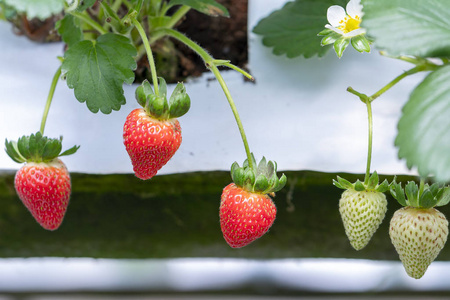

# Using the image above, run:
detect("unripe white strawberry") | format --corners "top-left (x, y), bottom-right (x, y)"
top-left (339, 189), bottom-right (387, 250)
top-left (390, 206), bottom-right (448, 279)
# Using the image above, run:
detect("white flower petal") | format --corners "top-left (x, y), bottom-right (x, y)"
top-left (343, 28), bottom-right (366, 38)
top-left (346, 0), bottom-right (363, 18)
top-left (325, 24), bottom-right (345, 35)
top-left (327, 5), bottom-right (347, 27)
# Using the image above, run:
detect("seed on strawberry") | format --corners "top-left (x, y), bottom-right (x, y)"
top-left (390, 206), bottom-right (448, 279)
top-left (339, 189), bottom-right (387, 250)
top-left (15, 159), bottom-right (72, 230)
top-left (123, 79), bottom-right (190, 180)
top-left (220, 183), bottom-right (277, 248)
top-left (5, 132), bottom-right (79, 230)
top-left (219, 154), bottom-right (286, 248)
top-left (334, 173), bottom-right (389, 250)
top-left (123, 108), bottom-right (182, 180)
top-left (389, 180), bottom-right (450, 279)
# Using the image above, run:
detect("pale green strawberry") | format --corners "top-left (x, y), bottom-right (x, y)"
top-left (334, 172), bottom-right (389, 250)
top-left (339, 189), bottom-right (387, 250)
top-left (389, 180), bottom-right (450, 279)
top-left (390, 207), bottom-right (448, 279)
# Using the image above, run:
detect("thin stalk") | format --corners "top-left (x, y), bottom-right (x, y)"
top-left (40, 66), bottom-right (62, 135)
top-left (219, 61), bottom-right (254, 81)
top-left (135, 0), bottom-right (144, 14)
top-left (209, 65), bottom-right (254, 170)
top-left (364, 100), bottom-right (373, 185)
top-left (154, 28), bottom-right (254, 169)
top-left (132, 18), bottom-right (159, 95)
top-left (165, 5), bottom-right (191, 29)
top-left (369, 65), bottom-right (427, 102)
top-left (71, 11), bottom-right (108, 34)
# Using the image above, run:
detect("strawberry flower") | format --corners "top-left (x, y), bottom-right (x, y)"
top-left (318, 0), bottom-right (371, 58)
top-left (325, 0), bottom-right (365, 38)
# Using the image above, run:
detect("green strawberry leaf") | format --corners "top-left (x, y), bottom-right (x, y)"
top-left (367, 171), bottom-right (379, 190)
top-left (395, 65), bottom-right (450, 182)
top-left (60, 144), bottom-right (80, 157)
top-left (61, 33), bottom-right (137, 114)
top-left (437, 188), bottom-right (450, 207)
top-left (4, 140), bottom-right (26, 163)
top-left (333, 176), bottom-right (353, 190)
top-left (3, 0), bottom-right (64, 20)
top-left (354, 180), bottom-right (365, 192)
top-left (56, 14), bottom-right (83, 48)
top-left (390, 181), bottom-right (408, 206)
top-left (168, 82), bottom-right (191, 118)
top-left (419, 189), bottom-right (436, 209)
top-left (76, 0), bottom-right (97, 12)
top-left (405, 181), bottom-right (419, 207)
top-left (168, 0), bottom-right (229, 17)
top-left (252, 0), bottom-right (347, 58)
top-left (361, 0), bottom-right (450, 57)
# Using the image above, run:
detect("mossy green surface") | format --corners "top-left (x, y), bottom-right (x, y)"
top-left (0, 170), bottom-right (443, 259)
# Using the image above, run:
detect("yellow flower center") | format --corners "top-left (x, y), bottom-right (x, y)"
top-left (338, 15), bottom-right (361, 33)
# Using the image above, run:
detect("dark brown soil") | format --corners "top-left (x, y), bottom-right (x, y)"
top-left (7, 0), bottom-right (248, 83)
top-left (136, 0), bottom-right (248, 83)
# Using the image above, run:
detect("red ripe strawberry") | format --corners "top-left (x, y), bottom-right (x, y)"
top-left (124, 79), bottom-right (190, 180)
top-left (123, 108), bottom-right (182, 180)
top-left (220, 183), bottom-right (277, 248)
top-left (5, 132), bottom-right (79, 230)
top-left (15, 159), bottom-right (71, 230)
top-left (220, 155), bottom-right (286, 248)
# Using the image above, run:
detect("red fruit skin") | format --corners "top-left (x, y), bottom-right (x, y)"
top-left (14, 159), bottom-right (71, 231)
top-left (123, 108), bottom-right (182, 180)
top-left (220, 183), bottom-right (277, 248)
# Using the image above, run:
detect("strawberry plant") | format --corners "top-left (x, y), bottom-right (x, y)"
top-left (1, 0), bottom-right (287, 243)
top-left (254, 0), bottom-right (450, 278)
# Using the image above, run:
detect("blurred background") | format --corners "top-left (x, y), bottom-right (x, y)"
top-left (1, 0), bottom-right (446, 298)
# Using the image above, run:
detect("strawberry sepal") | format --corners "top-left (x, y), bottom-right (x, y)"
top-left (390, 179), bottom-right (450, 209)
top-left (333, 171), bottom-right (389, 193)
top-left (231, 153), bottom-right (286, 194)
top-left (135, 78), bottom-right (190, 120)
top-left (5, 132), bottom-right (79, 164)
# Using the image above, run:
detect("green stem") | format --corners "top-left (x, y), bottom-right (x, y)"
top-left (165, 5), bottom-right (191, 29)
top-left (71, 11), bottom-right (108, 34)
top-left (135, 0), bottom-right (144, 14)
top-left (364, 100), bottom-right (373, 185)
top-left (154, 28), bottom-right (254, 169)
top-left (40, 66), bottom-right (62, 135)
top-left (209, 65), bottom-right (254, 170)
top-left (132, 18), bottom-right (159, 96)
top-left (217, 61), bottom-right (254, 81)
top-left (369, 65), bottom-right (426, 102)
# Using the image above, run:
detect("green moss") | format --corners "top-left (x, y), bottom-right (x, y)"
top-left (0, 170), bottom-right (437, 259)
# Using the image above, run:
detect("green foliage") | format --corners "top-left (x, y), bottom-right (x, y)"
top-left (5, 132), bottom-right (79, 163)
top-left (56, 14), bottom-right (83, 48)
top-left (396, 65), bottom-right (450, 182)
top-left (390, 179), bottom-right (450, 209)
top-left (333, 171), bottom-right (389, 193)
top-left (169, 0), bottom-right (229, 17)
top-left (252, 0), bottom-right (347, 58)
top-left (134, 79), bottom-right (190, 119)
top-left (3, 0), bottom-right (63, 20)
top-left (61, 33), bottom-right (137, 114)
top-left (231, 154), bottom-right (287, 194)
top-left (362, 0), bottom-right (450, 57)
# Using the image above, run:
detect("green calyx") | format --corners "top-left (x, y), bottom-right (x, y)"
top-left (390, 179), bottom-right (450, 209)
top-left (231, 153), bottom-right (287, 194)
top-left (135, 78), bottom-right (190, 120)
top-left (333, 171), bottom-right (389, 193)
top-left (318, 29), bottom-right (371, 58)
top-left (5, 132), bottom-right (79, 164)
